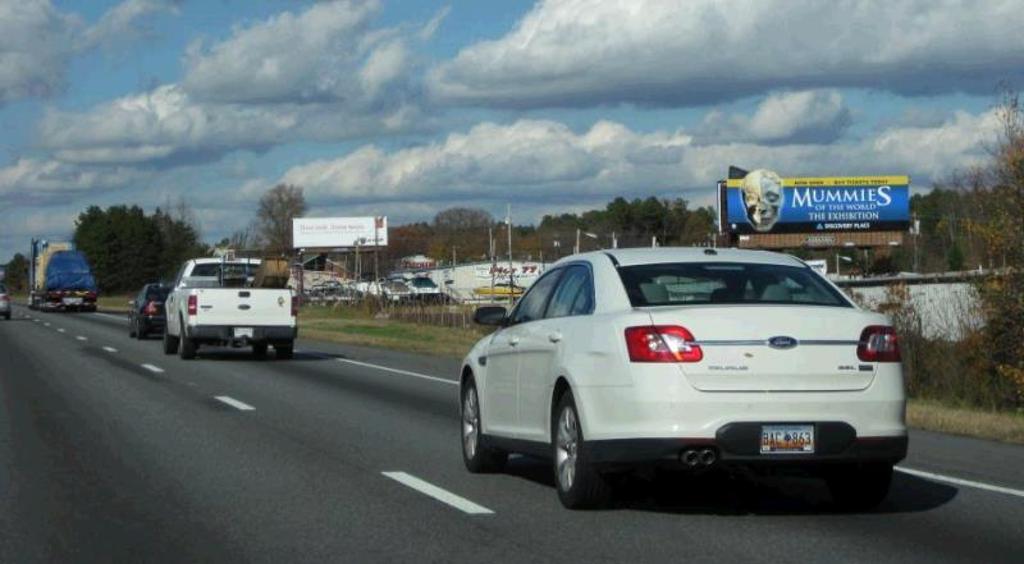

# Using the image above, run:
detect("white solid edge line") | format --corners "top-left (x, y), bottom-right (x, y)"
top-left (895, 466), bottom-right (1024, 499)
top-left (214, 396), bottom-right (255, 411)
top-left (93, 312), bottom-right (128, 322)
top-left (76, 336), bottom-right (87, 341)
top-left (334, 357), bottom-right (458, 386)
top-left (382, 471), bottom-right (493, 515)
top-left (102, 346), bottom-right (118, 353)
top-left (140, 363), bottom-right (164, 374)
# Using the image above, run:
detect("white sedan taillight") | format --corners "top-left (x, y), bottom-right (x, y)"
top-left (625, 325), bottom-right (703, 363)
top-left (857, 325), bottom-right (901, 362)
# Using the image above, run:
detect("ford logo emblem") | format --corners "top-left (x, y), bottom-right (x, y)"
top-left (768, 336), bottom-right (798, 350)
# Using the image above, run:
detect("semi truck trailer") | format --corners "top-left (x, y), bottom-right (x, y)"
top-left (28, 239), bottom-right (98, 312)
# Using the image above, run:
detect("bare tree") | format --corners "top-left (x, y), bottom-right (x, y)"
top-left (257, 184), bottom-right (307, 255)
top-left (433, 207), bottom-right (494, 232)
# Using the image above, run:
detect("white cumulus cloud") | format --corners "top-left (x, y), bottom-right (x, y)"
top-left (0, 0), bottom-right (179, 106)
top-left (429, 0), bottom-right (1024, 108)
top-left (279, 109), bottom-right (1001, 210)
top-left (695, 90), bottom-right (851, 145)
top-left (0, 158), bottom-right (146, 202)
top-left (182, 0), bottom-right (411, 107)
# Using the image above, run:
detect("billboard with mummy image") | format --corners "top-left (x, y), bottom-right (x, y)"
top-left (721, 170), bottom-right (911, 234)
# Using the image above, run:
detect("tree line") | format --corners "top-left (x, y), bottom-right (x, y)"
top-left (385, 197), bottom-right (718, 269)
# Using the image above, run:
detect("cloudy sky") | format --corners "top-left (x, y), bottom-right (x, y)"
top-left (1, 0), bottom-right (1021, 261)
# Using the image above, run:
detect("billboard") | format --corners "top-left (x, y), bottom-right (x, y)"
top-left (293, 217), bottom-right (388, 249)
top-left (722, 170), bottom-right (910, 234)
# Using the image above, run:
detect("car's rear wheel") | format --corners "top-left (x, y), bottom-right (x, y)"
top-left (553, 391), bottom-right (611, 509)
top-left (162, 327), bottom-right (179, 355)
top-left (252, 343), bottom-right (268, 358)
top-left (136, 321), bottom-right (147, 340)
top-left (461, 378), bottom-right (507, 473)
top-left (129, 318), bottom-right (137, 338)
top-left (825, 462), bottom-right (893, 511)
top-left (178, 318), bottom-right (197, 360)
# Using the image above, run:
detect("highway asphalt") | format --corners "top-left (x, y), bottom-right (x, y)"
top-left (1, 304), bottom-right (1022, 563)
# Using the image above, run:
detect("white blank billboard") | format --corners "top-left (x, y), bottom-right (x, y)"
top-left (293, 217), bottom-right (388, 249)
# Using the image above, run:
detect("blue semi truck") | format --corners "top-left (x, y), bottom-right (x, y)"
top-left (28, 239), bottom-right (98, 312)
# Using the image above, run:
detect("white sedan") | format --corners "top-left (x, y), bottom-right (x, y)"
top-left (460, 247), bottom-right (906, 509)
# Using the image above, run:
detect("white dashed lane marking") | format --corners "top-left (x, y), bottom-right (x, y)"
top-left (896, 466), bottom-right (1024, 500)
top-left (140, 364), bottom-right (164, 374)
top-left (382, 471), bottom-right (493, 515)
top-left (214, 396), bottom-right (255, 411)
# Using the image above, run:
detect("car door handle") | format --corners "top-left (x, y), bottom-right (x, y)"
top-left (507, 336), bottom-right (520, 347)
top-left (548, 332), bottom-right (562, 343)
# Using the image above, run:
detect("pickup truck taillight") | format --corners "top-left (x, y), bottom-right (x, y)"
top-left (291, 295), bottom-right (298, 317)
top-left (625, 325), bottom-right (703, 363)
top-left (857, 326), bottom-right (901, 362)
top-left (144, 300), bottom-right (160, 315)
top-left (187, 294), bottom-right (198, 316)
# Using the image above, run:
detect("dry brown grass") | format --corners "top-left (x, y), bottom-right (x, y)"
top-left (908, 399), bottom-right (1024, 444)
top-left (96, 294), bottom-right (133, 313)
top-left (299, 305), bottom-right (487, 358)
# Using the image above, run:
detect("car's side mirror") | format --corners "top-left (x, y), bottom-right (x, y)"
top-left (473, 306), bottom-right (507, 326)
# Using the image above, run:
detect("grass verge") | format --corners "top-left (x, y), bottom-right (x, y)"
top-left (97, 294), bottom-right (132, 313)
top-left (907, 399), bottom-right (1024, 445)
top-left (299, 305), bottom-right (487, 358)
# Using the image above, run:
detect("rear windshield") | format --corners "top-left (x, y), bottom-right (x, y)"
top-left (190, 262), bottom-right (257, 277)
top-left (145, 286), bottom-right (170, 300)
top-left (410, 278), bottom-right (437, 288)
top-left (617, 262), bottom-right (850, 307)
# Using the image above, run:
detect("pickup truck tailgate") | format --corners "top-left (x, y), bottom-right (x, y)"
top-left (192, 288), bottom-right (293, 327)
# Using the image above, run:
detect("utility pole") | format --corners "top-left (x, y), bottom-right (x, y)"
top-left (507, 204), bottom-right (513, 294)
top-left (575, 228), bottom-right (581, 255)
top-left (912, 214), bottom-right (920, 273)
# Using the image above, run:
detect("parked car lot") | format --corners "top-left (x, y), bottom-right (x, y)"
top-left (460, 247), bottom-right (906, 509)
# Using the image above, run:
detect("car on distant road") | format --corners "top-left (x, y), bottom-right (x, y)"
top-left (128, 283), bottom-right (170, 339)
top-left (0, 283), bottom-right (11, 320)
top-left (460, 248), bottom-right (907, 510)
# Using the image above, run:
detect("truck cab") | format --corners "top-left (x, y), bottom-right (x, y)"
top-left (163, 258), bottom-right (297, 360)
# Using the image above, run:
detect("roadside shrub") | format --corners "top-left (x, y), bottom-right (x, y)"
top-left (869, 283), bottom-right (1016, 409)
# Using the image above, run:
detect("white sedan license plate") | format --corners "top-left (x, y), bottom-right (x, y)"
top-left (760, 424), bottom-right (814, 454)
top-left (234, 327), bottom-right (254, 338)
top-left (62, 297), bottom-right (83, 305)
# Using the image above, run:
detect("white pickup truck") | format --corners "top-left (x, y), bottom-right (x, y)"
top-left (163, 258), bottom-right (297, 360)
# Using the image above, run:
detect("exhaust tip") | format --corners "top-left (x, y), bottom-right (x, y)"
top-left (681, 449), bottom-right (700, 467)
top-left (699, 448), bottom-right (717, 466)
